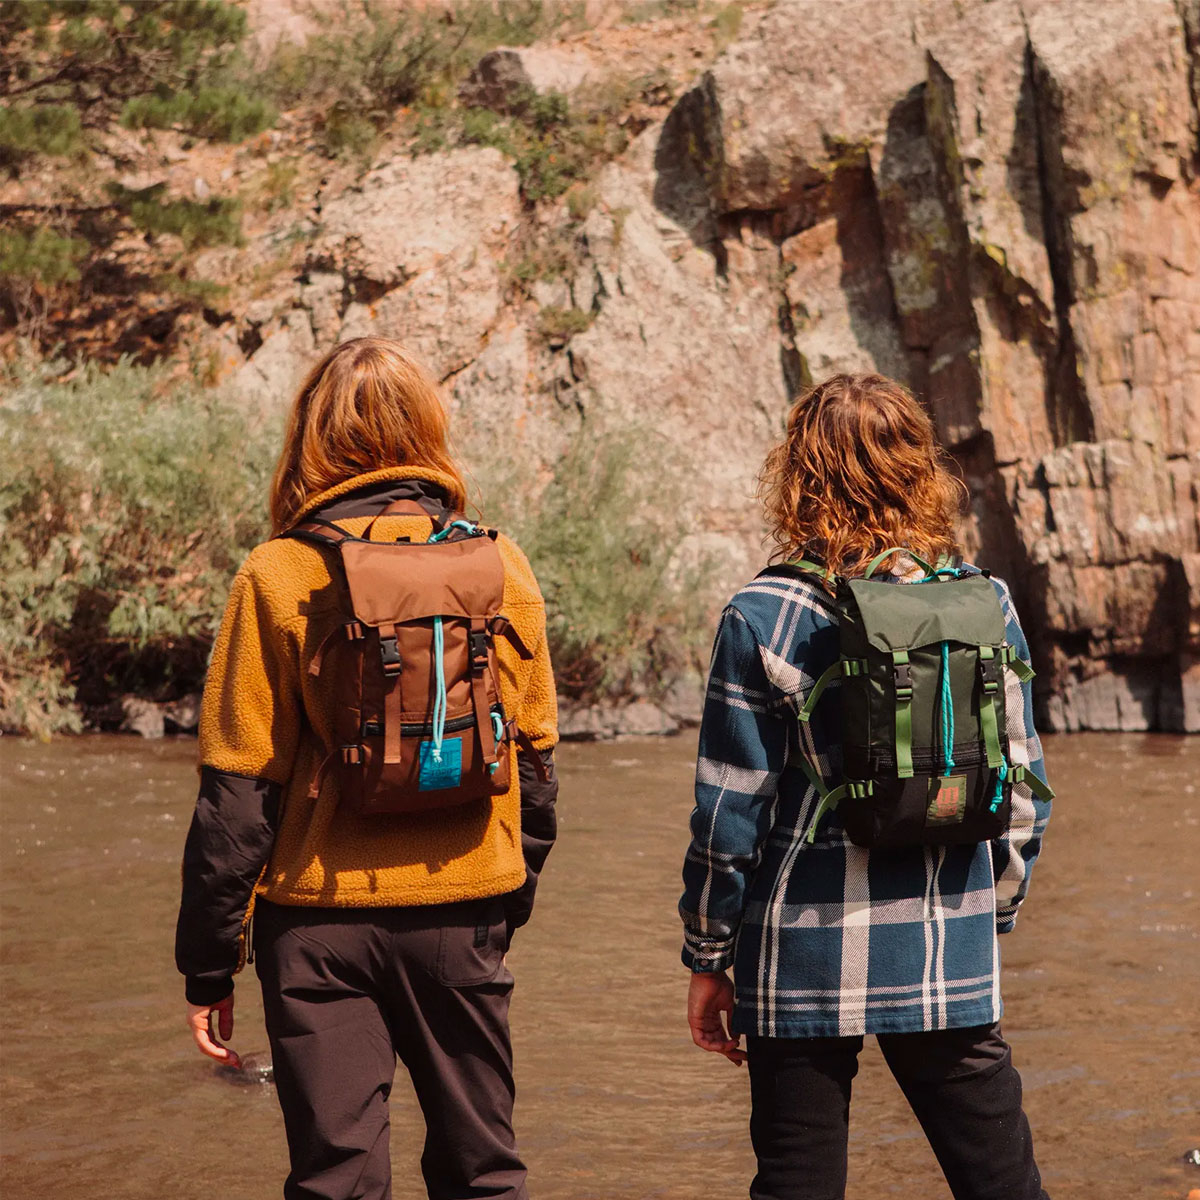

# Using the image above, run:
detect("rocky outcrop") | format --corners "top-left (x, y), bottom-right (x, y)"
top-left (459, 46), bottom-right (599, 111)
top-left (223, 0), bottom-right (1199, 731)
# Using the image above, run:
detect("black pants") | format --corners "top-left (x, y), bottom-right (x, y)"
top-left (254, 897), bottom-right (527, 1200)
top-left (746, 1024), bottom-right (1048, 1200)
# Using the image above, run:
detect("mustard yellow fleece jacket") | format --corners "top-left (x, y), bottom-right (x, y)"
top-left (175, 467), bottom-right (558, 1004)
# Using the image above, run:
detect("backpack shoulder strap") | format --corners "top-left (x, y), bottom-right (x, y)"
top-left (280, 517), bottom-right (355, 549)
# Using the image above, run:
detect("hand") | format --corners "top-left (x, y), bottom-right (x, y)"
top-left (187, 992), bottom-right (240, 1068)
top-left (687, 970), bottom-right (746, 1066)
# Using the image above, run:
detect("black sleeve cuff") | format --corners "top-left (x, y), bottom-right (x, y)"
top-left (185, 974), bottom-right (234, 1006)
top-left (175, 766), bottom-right (280, 986)
top-left (504, 749), bottom-right (558, 944)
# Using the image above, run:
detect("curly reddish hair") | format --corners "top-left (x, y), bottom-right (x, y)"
top-left (758, 373), bottom-right (966, 578)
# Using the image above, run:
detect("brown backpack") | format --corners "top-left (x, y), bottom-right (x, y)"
top-left (285, 497), bottom-right (546, 817)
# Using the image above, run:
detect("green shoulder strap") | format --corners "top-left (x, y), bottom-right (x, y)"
top-left (864, 545), bottom-right (936, 579)
top-left (799, 658), bottom-right (868, 722)
top-left (787, 556), bottom-right (838, 585)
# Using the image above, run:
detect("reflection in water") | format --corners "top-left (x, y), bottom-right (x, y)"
top-left (1, 734), bottom-right (1197, 1199)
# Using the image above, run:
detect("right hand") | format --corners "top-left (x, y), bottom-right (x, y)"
top-left (687, 970), bottom-right (746, 1066)
top-left (186, 991), bottom-right (240, 1068)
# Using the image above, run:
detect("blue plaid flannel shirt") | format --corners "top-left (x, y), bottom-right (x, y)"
top-left (679, 562), bottom-right (1052, 1038)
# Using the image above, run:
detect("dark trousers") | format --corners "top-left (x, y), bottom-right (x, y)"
top-left (746, 1024), bottom-right (1048, 1200)
top-left (254, 897), bottom-right (527, 1200)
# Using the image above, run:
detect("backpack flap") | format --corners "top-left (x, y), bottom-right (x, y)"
top-left (339, 537), bottom-right (505, 625)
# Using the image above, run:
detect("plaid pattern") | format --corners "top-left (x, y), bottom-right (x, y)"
top-left (679, 563), bottom-right (1052, 1038)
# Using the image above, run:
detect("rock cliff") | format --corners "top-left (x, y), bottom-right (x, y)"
top-left (210, 0), bottom-right (1200, 731)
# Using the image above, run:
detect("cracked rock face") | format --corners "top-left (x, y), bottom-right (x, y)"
top-left (230, 0), bottom-right (1199, 730)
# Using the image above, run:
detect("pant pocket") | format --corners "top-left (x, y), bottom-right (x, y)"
top-left (435, 898), bottom-right (506, 987)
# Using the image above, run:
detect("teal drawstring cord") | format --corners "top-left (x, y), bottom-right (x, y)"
top-left (426, 519), bottom-right (484, 764)
top-left (991, 758), bottom-right (1008, 813)
top-left (430, 616), bottom-right (447, 763)
top-left (939, 641), bottom-right (955, 775)
top-left (428, 520), bottom-right (479, 544)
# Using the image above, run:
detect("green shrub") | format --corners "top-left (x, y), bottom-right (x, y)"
top-left (466, 427), bottom-right (712, 700)
top-left (0, 103), bottom-right (84, 161)
top-left (120, 86), bottom-right (275, 142)
top-left (109, 183), bottom-right (244, 249)
top-left (265, 0), bottom-right (573, 157)
top-left (537, 305), bottom-right (593, 341)
top-left (1, 1), bottom-right (268, 154)
top-left (0, 227), bottom-right (89, 288)
top-left (0, 356), bottom-right (279, 735)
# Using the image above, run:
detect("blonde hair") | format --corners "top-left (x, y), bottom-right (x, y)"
top-left (759, 373), bottom-right (966, 577)
top-left (269, 337), bottom-right (467, 534)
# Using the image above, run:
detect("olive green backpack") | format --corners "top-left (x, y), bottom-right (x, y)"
top-left (789, 546), bottom-right (1054, 849)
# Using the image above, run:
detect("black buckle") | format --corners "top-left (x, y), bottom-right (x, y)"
top-left (893, 661), bottom-right (913, 700)
top-left (379, 635), bottom-right (402, 676)
top-left (469, 630), bottom-right (490, 673)
top-left (361, 718), bottom-right (383, 738)
top-left (340, 744), bottom-right (363, 765)
top-left (978, 655), bottom-right (1001, 695)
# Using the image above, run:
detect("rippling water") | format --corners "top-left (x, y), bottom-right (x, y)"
top-left (1, 733), bottom-right (1197, 1199)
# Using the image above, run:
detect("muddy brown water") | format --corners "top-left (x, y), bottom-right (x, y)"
top-left (1, 733), bottom-right (1197, 1199)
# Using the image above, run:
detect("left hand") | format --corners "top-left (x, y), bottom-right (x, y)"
top-left (687, 970), bottom-right (746, 1066)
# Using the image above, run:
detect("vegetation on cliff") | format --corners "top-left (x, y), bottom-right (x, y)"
top-left (0, 0), bottom-right (707, 354)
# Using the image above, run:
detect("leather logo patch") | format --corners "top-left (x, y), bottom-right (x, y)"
top-left (927, 774), bottom-right (967, 825)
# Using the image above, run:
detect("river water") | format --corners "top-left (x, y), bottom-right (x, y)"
top-left (1, 733), bottom-right (1197, 1199)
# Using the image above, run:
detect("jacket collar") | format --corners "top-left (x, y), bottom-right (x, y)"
top-left (294, 466), bottom-right (464, 524)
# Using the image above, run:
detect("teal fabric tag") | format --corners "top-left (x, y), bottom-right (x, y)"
top-left (419, 739), bottom-right (462, 791)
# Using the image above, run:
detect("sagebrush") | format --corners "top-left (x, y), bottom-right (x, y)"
top-left (0, 356), bottom-right (279, 735)
top-left (1, 357), bottom-right (710, 734)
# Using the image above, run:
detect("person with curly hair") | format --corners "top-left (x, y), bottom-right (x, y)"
top-left (679, 374), bottom-right (1052, 1200)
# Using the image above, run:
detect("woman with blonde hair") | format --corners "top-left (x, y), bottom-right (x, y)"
top-left (175, 337), bottom-right (559, 1200)
top-left (680, 374), bottom-right (1052, 1199)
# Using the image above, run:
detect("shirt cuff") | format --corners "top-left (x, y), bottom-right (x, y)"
top-left (681, 937), bottom-right (735, 973)
top-left (995, 902), bottom-right (1020, 934)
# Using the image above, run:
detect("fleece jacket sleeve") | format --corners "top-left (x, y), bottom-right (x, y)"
top-left (175, 562), bottom-right (303, 1003)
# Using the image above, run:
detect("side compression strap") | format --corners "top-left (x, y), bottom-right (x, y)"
top-left (1000, 643), bottom-right (1036, 683)
top-left (1009, 764), bottom-right (1055, 801)
top-left (977, 645), bottom-right (1005, 770)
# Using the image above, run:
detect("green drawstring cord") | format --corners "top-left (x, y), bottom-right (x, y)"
top-left (939, 641), bottom-right (955, 775)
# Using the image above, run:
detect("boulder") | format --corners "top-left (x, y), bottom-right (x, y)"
top-left (702, 1), bottom-right (927, 213)
top-left (120, 696), bottom-right (164, 739)
top-left (459, 46), bottom-right (597, 111)
top-left (231, 308), bottom-right (315, 407)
